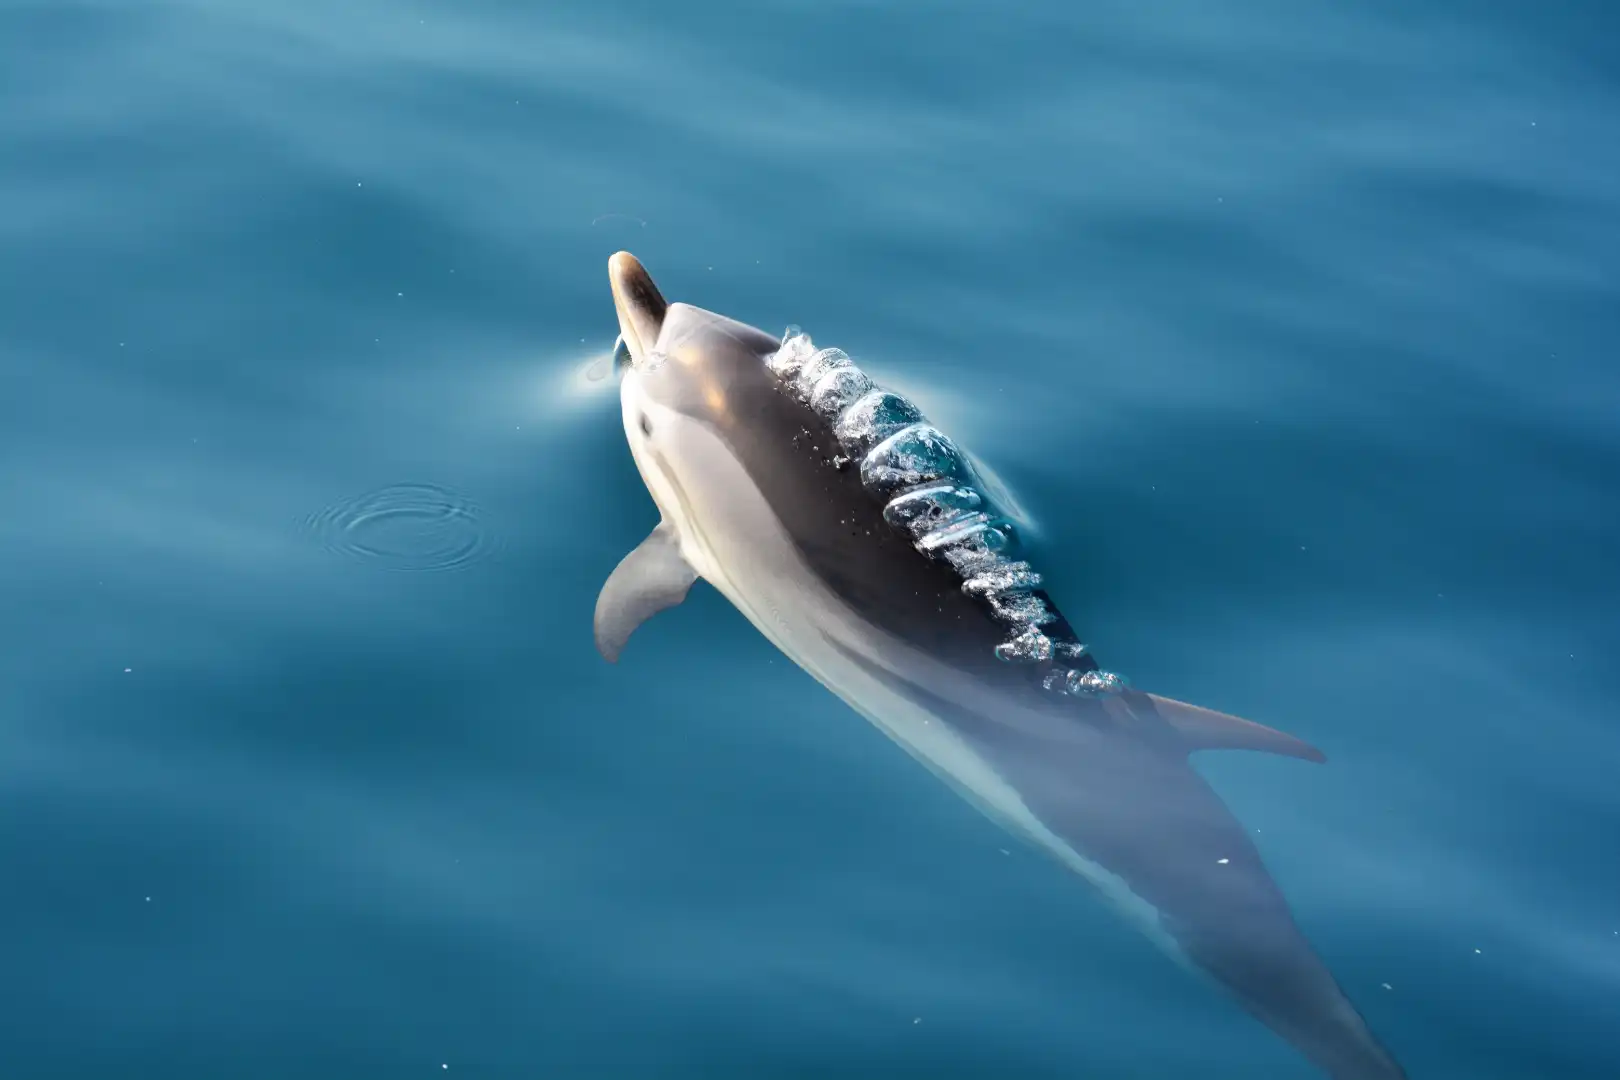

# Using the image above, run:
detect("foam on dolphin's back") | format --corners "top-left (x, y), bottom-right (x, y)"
top-left (767, 327), bottom-right (1124, 698)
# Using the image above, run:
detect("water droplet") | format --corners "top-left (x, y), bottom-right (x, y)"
top-left (306, 484), bottom-right (501, 573)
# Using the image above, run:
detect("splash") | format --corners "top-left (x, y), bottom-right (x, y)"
top-left (768, 329), bottom-right (1123, 698)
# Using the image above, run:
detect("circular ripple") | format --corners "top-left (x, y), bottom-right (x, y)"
top-left (308, 483), bottom-right (500, 572)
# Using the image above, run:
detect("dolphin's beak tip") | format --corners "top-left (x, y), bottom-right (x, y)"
top-left (608, 250), bottom-right (642, 279)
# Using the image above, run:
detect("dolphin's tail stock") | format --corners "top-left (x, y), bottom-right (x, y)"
top-left (1137, 695), bottom-right (1407, 1080)
top-left (1007, 690), bottom-right (1408, 1080)
top-left (1176, 924), bottom-right (1409, 1080)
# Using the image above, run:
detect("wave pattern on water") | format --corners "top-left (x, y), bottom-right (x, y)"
top-left (306, 483), bottom-right (501, 572)
top-left (2, 1), bottom-right (1619, 1079)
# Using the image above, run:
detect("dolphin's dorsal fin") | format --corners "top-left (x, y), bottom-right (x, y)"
top-left (593, 522), bottom-right (697, 663)
top-left (1146, 694), bottom-right (1327, 764)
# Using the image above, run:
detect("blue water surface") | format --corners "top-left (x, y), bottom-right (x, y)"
top-left (3, 1), bottom-right (1618, 1077)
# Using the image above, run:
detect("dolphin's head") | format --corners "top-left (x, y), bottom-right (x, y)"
top-left (606, 251), bottom-right (781, 520)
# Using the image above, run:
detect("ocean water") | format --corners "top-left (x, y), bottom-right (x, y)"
top-left (3, 1), bottom-right (1618, 1077)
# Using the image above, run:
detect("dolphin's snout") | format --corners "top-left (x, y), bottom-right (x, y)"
top-left (608, 251), bottom-right (668, 365)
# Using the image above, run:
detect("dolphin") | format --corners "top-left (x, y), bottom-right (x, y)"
top-left (593, 251), bottom-right (1408, 1080)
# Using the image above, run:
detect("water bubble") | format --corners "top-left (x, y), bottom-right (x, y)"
top-left (762, 327), bottom-right (1084, 671)
top-left (809, 366), bottom-right (873, 421)
top-left (995, 627), bottom-right (1052, 664)
top-left (942, 522), bottom-right (1014, 562)
top-left (307, 483), bottom-right (500, 572)
top-left (769, 329), bottom-right (815, 381)
top-left (1054, 640), bottom-right (1089, 661)
top-left (1065, 669), bottom-right (1126, 696)
top-left (962, 561), bottom-right (1042, 598)
top-left (833, 390), bottom-right (926, 456)
top-left (882, 484), bottom-right (983, 538)
top-left (987, 591), bottom-right (1054, 625)
top-left (795, 347), bottom-right (852, 398)
top-left (860, 424), bottom-right (968, 495)
top-left (941, 535), bottom-right (1008, 576)
top-left (915, 512), bottom-right (993, 552)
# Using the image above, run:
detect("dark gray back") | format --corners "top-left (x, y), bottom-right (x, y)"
top-left (636, 304), bottom-right (1094, 709)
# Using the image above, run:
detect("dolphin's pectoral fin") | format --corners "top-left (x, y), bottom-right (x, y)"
top-left (593, 522), bottom-right (697, 663)
top-left (1147, 694), bottom-right (1327, 764)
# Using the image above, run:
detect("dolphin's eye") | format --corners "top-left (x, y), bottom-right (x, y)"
top-left (612, 334), bottom-right (633, 370)
top-left (638, 414), bottom-right (653, 436)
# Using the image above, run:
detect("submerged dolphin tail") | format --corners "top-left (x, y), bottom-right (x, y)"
top-left (1178, 922), bottom-right (1410, 1080)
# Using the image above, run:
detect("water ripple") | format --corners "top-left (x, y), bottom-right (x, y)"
top-left (306, 483), bottom-right (500, 572)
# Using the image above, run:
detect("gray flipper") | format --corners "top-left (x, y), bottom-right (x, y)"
top-left (593, 522), bottom-right (697, 662)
